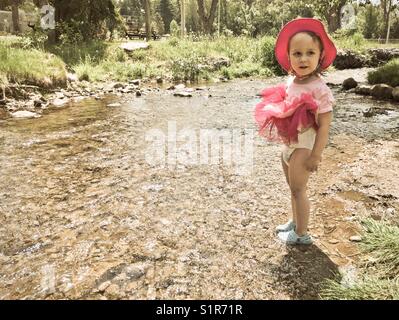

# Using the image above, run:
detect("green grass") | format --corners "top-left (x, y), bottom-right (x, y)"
top-left (361, 218), bottom-right (399, 277)
top-left (320, 218), bottom-right (399, 300)
top-left (367, 58), bottom-right (399, 87)
top-left (3, 34), bottom-right (399, 88)
top-left (321, 276), bottom-right (399, 300)
top-left (0, 39), bottom-right (67, 87)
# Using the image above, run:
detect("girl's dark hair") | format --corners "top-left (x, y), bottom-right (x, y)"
top-left (288, 31), bottom-right (325, 76)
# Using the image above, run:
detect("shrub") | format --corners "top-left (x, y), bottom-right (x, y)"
top-left (368, 58), bottom-right (399, 87)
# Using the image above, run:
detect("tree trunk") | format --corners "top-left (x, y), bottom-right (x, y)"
top-left (144, 0), bottom-right (151, 40)
top-left (11, 0), bottom-right (20, 34)
top-left (197, 0), bottom-right (219, 34)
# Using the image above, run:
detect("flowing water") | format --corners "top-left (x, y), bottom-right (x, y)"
top-left (0, 75), bottom-right (398, 299)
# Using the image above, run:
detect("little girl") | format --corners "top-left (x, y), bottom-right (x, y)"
top-left (254, 18), bottom-right (337, 245)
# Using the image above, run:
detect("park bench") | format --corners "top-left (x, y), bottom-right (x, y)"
top-left (125, 29), bottom-right (161, 41)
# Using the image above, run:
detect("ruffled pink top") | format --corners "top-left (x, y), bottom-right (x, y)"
top-left (254, 75), bottom-right (335, 145)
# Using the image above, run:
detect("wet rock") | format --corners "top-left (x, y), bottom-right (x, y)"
top-left (52, 98), bottom-right (69, 107)
top-left (107, 103), bottom-right (122, 107)
top-left (364, 107), bottom-right (389, 117)
top-left (174, 84), bottom-right (186, 90)
top-left (113, 83), bottom-right (125, 89)
top-left (34, 100), bottom-right (42, 108)
top-left (355, 85), bottom-right (372, 96)
top-left (349, 235), bottom-right (362, 242)
top-left (11, 111), bottom-right (41, 119)
top-left (342, 78), bottom-right (358, 90)
top-left (174, 92), bottom-right (192, 98)
top-left (368, 48), bottom-right (399, 66)
top-left (334, 50), bottom-right (369, 70)
top-left (130, 79), bottom-right (141, 86)
top-left (156, 76), bottom-right (163, 84)
top-left (371, 84), bottom-right (393, 100)
top-left (392, 87), bottom-right (399, 102)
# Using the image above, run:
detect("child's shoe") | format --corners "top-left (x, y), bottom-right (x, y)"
top-left (278, 230), bottom-right (313, 245)
top-left (275, 220), bottom-right (296, 233)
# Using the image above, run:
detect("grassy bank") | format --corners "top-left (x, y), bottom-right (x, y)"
top-left (1, 34), bottom-right (399, 89)
top-left (47, 36), bottom-right (278, 83)
top-left (0, 38), bottom-right (67, 88)
top-left (368, 58), bottom-right (399, 87)
top-left (320, 218), bottom-right (399, 300)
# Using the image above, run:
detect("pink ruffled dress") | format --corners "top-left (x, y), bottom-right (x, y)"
top-left (254, 75), bottom-right (334, 145)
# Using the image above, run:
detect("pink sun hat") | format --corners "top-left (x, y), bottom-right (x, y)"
top-left (275, 18), bottom-right (337, 72)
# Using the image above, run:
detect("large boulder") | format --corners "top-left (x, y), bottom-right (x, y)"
top-left (355, 85), bottom-right (372, 96)
top-left (334, 49), bottom-right (369, 70)
top-left (120, 42), bottom-right (149, 52)
top-left (342, 77), bottom-right (358, 90)
top-left (368, 48), bottom-right (399, 67)
top-left (370, 84), bottom-right (393, 100)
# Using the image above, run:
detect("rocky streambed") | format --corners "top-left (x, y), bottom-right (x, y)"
top-left (0, 68), bottom-right (398, 300)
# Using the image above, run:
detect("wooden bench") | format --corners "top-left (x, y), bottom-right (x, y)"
top-left (125, 30), bottom-right (161, 41)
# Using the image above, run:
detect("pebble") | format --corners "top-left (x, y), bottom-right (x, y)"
top-left (98, 281), bottom-right (111, 292)
top-left (107, 103), bottom-right (122, 107)
top-left (11, 111), bottom-right (40, 118)
top-left (349, 235), bottom-right (362, 242)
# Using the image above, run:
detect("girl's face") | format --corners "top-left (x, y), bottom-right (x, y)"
top-left (288, 32), bottom-right (322, 77)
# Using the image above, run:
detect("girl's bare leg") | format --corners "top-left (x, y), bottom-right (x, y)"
top-left (281, 153), bottom-right (296, 224)
top-left (288, 148), bottom-right (312, 236)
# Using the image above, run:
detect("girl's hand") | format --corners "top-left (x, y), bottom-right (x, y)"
top-left (305, 155), bottom-right (321, 173)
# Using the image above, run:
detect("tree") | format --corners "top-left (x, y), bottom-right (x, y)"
top-left (309, 0), bottom-right (349, 32)
top-left (157, 0), bottom-right (174, 33)
top-left (11, 0), bottom-right (20, 34)
top-left (144, 0), bottom-right (151, 39)
top-left (47, 0), bottom-right (121, 42)
top-left (0, 0), bottom-right (24, 34)
top-left (196, 0), bottom-right (218, 34)
top-left (380, 0), bottom-right (398, 43)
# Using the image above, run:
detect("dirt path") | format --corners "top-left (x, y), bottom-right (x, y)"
top-left (0, 73), bottom-right (398, 299)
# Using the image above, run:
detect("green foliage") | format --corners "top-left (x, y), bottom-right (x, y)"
top-left (333, 31), bottom-right (367, 51)
top-left (357, 3), bottom-right (382, 39)
top-left (171, 53), bottom-right (205, 81)
top-left (368, 59), bottom-right (399, 87)
top-left (320, 218), bottom-right (399, 300)
top-left (321, 276), bottom-right (399, 300)
top-left (0, 40), bottom-right (66, 87)
top-left (48, 0), bottom-right (122, 42)
top-left (157, 0), bottom-right (176, 34)
top-left (360, 218), bottom-right (399, 277)
top-left (257, 36), bottom-right (285, 76)
top-left (170, 20), bottom-right (180, 37)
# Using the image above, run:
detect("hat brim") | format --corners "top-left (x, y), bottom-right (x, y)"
top-left (275, 18), bottom-right (337, 72)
